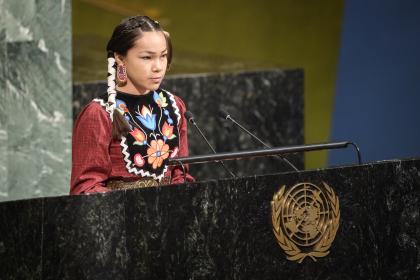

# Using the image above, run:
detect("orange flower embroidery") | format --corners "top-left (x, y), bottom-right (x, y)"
top-left (129, 128), bottom-right (146, 144)
top-left (162, 121), bottom-right (175, 139)
top-left (147, 139), bottom-right (170, 169)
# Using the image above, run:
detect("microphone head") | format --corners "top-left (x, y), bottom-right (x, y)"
top-left (184, 111), bottom-right (195, 124)
top-left (217, 109), bottom-right (230, 120)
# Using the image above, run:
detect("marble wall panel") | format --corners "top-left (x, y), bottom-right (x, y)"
top-left (163, 70), bottom-right (304, 179)
top-left (0, 27), bottom-right (7, 200)
top-left (0, 0), bottom-right (72, 202)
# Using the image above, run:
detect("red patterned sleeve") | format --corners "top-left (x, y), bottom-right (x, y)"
top-left (171, 96), bottom-right (195, 184)
top-left (70, 102), bottom-right (112, 194)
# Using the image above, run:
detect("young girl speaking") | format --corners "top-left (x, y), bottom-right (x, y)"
top-left (71, 16), bottom-right (194, 194)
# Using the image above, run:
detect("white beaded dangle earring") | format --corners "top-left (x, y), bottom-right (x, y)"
top-left (106, 55), bottom-right (117, 121)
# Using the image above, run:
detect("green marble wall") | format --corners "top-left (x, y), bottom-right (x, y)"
top-left (0, 0), bottom-right (72, 201)
top-left (0, 1), bottom-right (6, 199)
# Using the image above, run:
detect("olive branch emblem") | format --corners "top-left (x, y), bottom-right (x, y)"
top-left (271, 182), bottom-right (340, 263)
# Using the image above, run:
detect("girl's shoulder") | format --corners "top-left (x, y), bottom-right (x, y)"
top-left (79, 99), bottom-right (108, 116)
top-left (160, 88), bottom-right (187, 111)
top-left (74, 99), bottom-right (112, 129)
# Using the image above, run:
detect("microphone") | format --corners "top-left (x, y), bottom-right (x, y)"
top-left (218, 109), bottom-right (299, 172)
top-left (184, 111), bottom-right (237, 178)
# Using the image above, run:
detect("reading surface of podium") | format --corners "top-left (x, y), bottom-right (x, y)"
top-left (1, 158), bottom-right (420, 279)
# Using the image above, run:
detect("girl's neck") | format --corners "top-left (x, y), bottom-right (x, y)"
top-left (116, 84), bottom-right (150, 95)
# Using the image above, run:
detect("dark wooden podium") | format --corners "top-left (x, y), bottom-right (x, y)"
top-left (1, 158), bottom-right (420, 279)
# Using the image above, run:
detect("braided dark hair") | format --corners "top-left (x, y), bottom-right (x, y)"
top-left (105, 15), bottom-right (172, 139)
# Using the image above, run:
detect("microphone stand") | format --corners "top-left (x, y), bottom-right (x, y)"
top-left (222, 112), bottom-right (299, 172)
top-left (168, 141), bottom-right (359, 166)
top-left (186, 112), bottom-right (237, 178)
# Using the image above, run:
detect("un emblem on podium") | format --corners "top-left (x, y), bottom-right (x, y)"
top-left (271, 182), bottom-right (340, 263)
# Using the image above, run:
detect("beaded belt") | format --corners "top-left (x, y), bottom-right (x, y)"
top-left (106, 177), bottom-right (171, 190)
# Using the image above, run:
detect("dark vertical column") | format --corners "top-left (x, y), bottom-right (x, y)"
top-left (0, 199), bottom-right (43, 279)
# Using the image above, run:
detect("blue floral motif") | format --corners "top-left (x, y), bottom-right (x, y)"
top-left (116, 99), bottom-right (128, 115)
top-left (153, 91), bottom-right (160, 102)
top-left (136, 105), bottom-right (157, 131)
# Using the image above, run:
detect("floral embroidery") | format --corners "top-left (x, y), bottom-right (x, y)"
top-left (129, 128), bottom-right (146, 145)
top-left (116, 99), bottom-right (129, 115)
top-left (136, 105), bottom-right (156, 131)
top-left (134, 153), bottom-right (145, 167)
top-left (162, 121), bottom-right (176, 140)
top-left (153, 91), bottom-right (168, 107)
top-left (147, 139), bottom-right (170, 169)
top-left (108, 89), bottom-right (180, 179)
top-left (163, 108), bottom-right (174, 125)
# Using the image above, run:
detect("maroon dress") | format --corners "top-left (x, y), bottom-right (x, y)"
top-left (70, 90), bottom-right (194, 195)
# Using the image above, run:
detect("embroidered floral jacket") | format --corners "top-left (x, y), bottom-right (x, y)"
top-left (70, 91), bottom-right (194, 195)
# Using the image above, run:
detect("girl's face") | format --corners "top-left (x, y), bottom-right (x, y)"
top-left (116, 31), bottom-right (168, 95)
